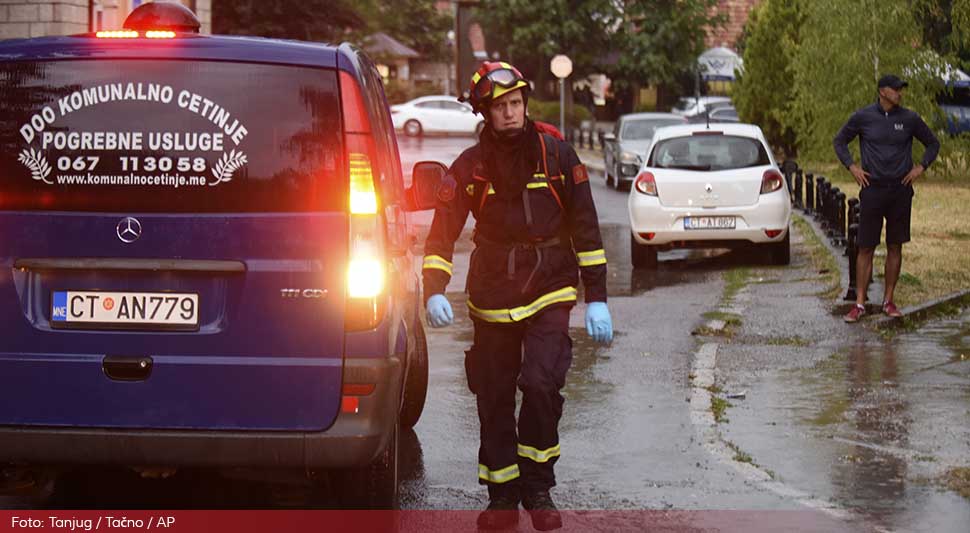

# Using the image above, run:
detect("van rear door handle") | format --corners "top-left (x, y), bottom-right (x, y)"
top-left (103, 356), bottom-right (153, 382)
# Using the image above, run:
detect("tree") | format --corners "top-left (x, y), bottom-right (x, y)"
top-left (733, 0), bottom-right (803, 157)
top-left (357, 1), bottom-right (453, 62)
top-left (607, 0), bottom-right (723, 99)
top-left (476, 0), bottom-right (618, 100)
top-left (912, 0), bottom-right (970, 64)
top-left (212, 0), bottom-right (365, 42)
top-left (789, 0), bottom-right (947, 164)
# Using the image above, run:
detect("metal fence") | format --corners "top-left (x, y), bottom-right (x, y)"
top-left (781, 162), bottom-right (861, 302)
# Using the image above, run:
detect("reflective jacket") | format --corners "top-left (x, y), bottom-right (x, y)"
top-left (422, 132), bottom-right (607, 323)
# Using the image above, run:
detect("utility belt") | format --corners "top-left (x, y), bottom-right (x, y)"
top-left (471, 231), bottom-right (570, 293)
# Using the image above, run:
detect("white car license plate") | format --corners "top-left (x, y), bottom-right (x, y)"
top-left (684, 216), bottom-right (736, 230)
top-left (51, 291), bottom-right (199, 329)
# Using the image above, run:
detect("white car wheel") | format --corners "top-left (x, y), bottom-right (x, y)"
top-left (404, 119), bottom-right (423, 137)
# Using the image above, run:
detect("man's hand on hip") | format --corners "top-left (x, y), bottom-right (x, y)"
top-left (902, 164), bottom-right (924, 186)
top-left (849, 164), bottom-right (870, 187)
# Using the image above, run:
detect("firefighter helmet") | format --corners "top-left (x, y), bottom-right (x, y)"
top-left (460, 61), bottom-right (530, 114)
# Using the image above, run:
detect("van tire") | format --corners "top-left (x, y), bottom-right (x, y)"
top-left (331, 423), bottom-right (400, 509)
top-left (631, 233), bottom-right (658, 269)
top-left (399, 321), bottom-right (428, 429)
top-left (404, 120), bottom-right (423, 137)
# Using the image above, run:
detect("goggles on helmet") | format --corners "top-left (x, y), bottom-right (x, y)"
top-left (472, 67), bottom-right (526, 100)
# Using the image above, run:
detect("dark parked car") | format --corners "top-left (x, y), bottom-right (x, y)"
top-left (603, 113), bottom-right (687, 190)
top-left (0, 3), bottom-right (438, 509)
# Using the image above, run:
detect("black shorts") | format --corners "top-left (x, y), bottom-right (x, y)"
top-left (857, 181), bottom-right (914, 249)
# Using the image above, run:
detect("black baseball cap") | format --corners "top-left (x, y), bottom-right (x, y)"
top-left (878, 74), bottom-right (908, 90)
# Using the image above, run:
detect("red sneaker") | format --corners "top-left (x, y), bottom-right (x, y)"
top-left (882, 301), bottom-right (903, 318)
top-left (843, 304), bottom-right (865, 323)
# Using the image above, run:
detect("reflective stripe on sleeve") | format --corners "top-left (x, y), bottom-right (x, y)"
top-left (478, 463), bottom-right (520, 483)
top-left (526, 182), bottom-right (549, 189)
top-left (576, 248), bottom-right (607, 267)
top-left (467, 286), bottom-right (577, 323)
top-left (422, 255), bottom-right (453, 275)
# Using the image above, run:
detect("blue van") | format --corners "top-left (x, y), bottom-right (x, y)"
top-left (0, 3), bottom-right (439, 508)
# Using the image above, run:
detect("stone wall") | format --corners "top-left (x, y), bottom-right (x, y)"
top-left (0, 1), bottom-right (89, 39)
top-left (0, 0), bottom-right (212, 39)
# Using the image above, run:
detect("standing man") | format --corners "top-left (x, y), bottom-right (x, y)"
top-left (833, 74), bottom-right (939, 323)
top-left (423, 62), bottom-right (613, 531)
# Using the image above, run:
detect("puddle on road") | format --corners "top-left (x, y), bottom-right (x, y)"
top-left (728, 308), bottom-right (970, 531)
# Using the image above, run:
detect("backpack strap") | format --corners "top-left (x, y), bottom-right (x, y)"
top-left (537, 132), bottom-right (566, 211)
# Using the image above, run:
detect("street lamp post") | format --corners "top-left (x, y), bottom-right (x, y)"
top-left (550, 54), bottom-right (572, 134)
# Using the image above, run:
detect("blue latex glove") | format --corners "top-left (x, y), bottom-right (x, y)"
top-left (585, 302), bottom-right (613, 344)
top-left (426, 294), bottom-right (454, 328)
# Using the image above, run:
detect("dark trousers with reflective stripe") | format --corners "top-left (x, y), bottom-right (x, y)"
top-left (466, 305), bottom-right (573, 498)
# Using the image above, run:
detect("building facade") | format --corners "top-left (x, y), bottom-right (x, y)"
top-left (707, 0), bottom-right (761, 49)
top-left (0, 0), bottom-right (211, 40)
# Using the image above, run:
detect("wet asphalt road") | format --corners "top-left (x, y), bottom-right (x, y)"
top-left (8, 135), bottom-right (969, 531)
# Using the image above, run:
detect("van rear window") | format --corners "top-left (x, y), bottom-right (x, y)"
top-left (0, 60), bottom-right (345, 212)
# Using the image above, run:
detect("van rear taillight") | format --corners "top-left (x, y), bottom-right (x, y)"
top-left (349, 153), bottom-right (378, 214)
top-left (341, 71), bottom-right (386, 331)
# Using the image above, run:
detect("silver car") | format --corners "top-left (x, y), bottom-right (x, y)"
top-left (603, 112), bottom-right (687, 190)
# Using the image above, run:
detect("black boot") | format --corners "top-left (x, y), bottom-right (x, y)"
top-left (521, 489), bottom-right (562, 531)
top-left (476, 493), bottom-right (520, 530)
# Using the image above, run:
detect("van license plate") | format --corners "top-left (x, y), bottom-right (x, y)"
top-left (684, 216), bottom-right (736, 230)
top-left (52, 291), bottom-right (199, 329)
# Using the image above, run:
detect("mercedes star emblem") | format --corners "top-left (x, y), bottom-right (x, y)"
top-left (116, 217), bottom-right (142, 243)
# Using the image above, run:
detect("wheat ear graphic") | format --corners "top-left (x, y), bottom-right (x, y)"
top-left (17, 148), bottom-right (53, 184)
top-left (210, 150), bottom-right (248, 186)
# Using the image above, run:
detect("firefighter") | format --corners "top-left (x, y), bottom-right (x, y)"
top-left (423, 61), bottom-right (613, 531)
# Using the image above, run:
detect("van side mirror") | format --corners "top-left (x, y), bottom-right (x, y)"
top-left (405, 161), bottom-right (447, 211)
top-left (603, 132), bottom-right (616, 143)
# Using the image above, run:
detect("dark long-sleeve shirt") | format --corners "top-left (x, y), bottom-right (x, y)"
top-left (833, 102), bottom-right (940, 182)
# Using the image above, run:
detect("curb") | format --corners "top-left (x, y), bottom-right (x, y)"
top-left (793, 211), bottom-right (855, 302)
top-left (873, 288), bottom-right (970, 330)
top-left (794, 211), bottom-right (969, 329)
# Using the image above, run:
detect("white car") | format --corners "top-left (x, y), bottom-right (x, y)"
top-left (390, 95), bottom-right (484, 137)
top-left (628, 123), bottom-right (791, 268)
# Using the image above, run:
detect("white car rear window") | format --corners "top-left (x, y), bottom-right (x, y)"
top-left (648, 135), bottom-right (770, 171)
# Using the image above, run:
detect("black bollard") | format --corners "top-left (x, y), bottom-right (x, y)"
top-left (794, 169), bottom-right (804, 209)
top-left (834, 189), bottom-right (846, 245)
top-left (816, 177), bottom-right (829, 225)
top-left (844, 223), bottom-right (859, 301)
top-left (805, 173), bottom-right (815, 214)
top-left (819, 177), bottom-right (830, 222)
top-left (847, 198), bottom-right (860, 227)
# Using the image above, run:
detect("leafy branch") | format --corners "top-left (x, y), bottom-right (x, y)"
top-left (209, 149), bottom-right (248, 186)
top-left (17, 148), bottom-right (53, 184)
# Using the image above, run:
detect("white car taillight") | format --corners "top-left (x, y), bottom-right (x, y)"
top-left (634, 171), bottom-right (658, 196)
top-left (761, 169), bottom-right (784, 194)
